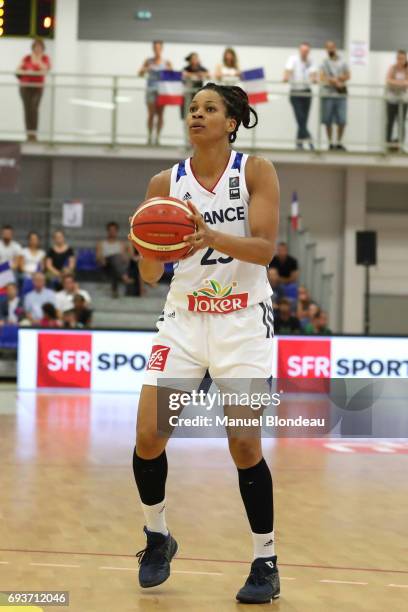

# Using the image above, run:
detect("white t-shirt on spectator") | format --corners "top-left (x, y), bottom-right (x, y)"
top-left (21, 248), bottom-right (46, 275)
top-left (7, 297), bottom-right (20, 324)
top-left (0, 240), bottom-right (22, 264)
top-left (285, 55), bottom-right (317, 91)
top-left (56, 289), bottom-right (91, 313)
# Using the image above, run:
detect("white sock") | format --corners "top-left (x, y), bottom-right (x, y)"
top-left (252, 530), bottom-right (275, 559)
top-left (141, 499), bottom-right (168, 536)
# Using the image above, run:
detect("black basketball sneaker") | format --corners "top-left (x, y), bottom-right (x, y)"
top-left (136, 526), bottom-right (178, 588)
top-left (236, 555), bottom-right (280, 604)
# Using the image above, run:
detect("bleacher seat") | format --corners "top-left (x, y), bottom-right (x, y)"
top-left (21, 277), bottom-right (34, 296)
top-left (0, 324), bottom-right (18, 349)
top-left (76, 249), bottom-right (98, 272)
top-left (283, 283), bottom-right (298, 301)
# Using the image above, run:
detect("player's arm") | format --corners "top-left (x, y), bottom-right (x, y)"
top-left (133, 170), bottom-right (171, 283)
top-left (184, 157), bottom-right (279, 266)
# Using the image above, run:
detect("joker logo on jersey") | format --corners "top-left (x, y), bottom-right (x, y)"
top-left (187, 280), bottom-right (248, 314)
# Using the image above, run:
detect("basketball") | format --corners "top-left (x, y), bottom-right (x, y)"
top-left (129, 196), bottom-right (196, 262)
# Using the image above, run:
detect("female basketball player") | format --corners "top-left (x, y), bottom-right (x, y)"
top-left (132, 83), bottom-right (280, 604)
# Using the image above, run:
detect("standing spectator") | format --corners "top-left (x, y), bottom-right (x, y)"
top-left (73, 294), bottom-right (93, 328)
top-left (55, 273), bottom-right (91, 315)
top-left (24, 272), bottom-right (56, 323)
top-left (16, 38), bottom-right (51, 142)
top-left (181, 53), bottom-right (210, 119)
top-left (320, 41), bottom-right (351, 150)
top-left (274, 299), bottom-right (302, 335)
top-left (0, 225), bottom-right (22, 270)
top-left (39, 303), bottom-right (61, 328)
top-left (269, 242), bottom-right (299, 285)
top-left (19, 231), bottom-right (45, 278)
top-left (215, 48), bottom-right (240, 85)
top-left (45, 230), bottom-right (75, 288)
top-left (0, 283), bottom-right (22, 325)
top-left (385, 50), bottom-right (408, 151)
top-left (138, 41), bottom-right (172, 145)
top-left (283, 42), bottom-right (317, 149)
top-left (96, 222), bottom-right (129, 298)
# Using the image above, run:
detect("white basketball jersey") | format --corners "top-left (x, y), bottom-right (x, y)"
top-left (166, 150), bottom-right (272, 314)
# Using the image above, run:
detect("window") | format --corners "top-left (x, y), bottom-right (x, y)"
top-left (0, 0), bottom-right (54, 38)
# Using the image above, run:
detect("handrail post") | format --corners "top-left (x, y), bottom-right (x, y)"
top-left (111, 75), bottom-right (118, 148)
top-left (317, 85), bottom-right (322, 152)
top-left (49, 72), bottom-right (56, 146)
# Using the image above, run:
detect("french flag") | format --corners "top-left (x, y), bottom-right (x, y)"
top-left (0, 261), bottom-right (15, 291)
top-left (241, 68), bottom-right (268, 104)
top-left (290, 191), bottom-right (299, 231)
top-left (157, 71), bottom-right (184, 106)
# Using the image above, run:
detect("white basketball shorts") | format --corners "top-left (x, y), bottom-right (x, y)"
top-left (143, 298), bottom-right (274, 388)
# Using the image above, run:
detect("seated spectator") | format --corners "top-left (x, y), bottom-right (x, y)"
top-left (19, 231), bottom-right (45, 277)
top-left (274, 298), bottom-right (302, 335)
top-left (0, 225), bottom-right (22, 271)
top-left (304, 309), bottom-right (332, 335)
top-left (96, 222), bottom-right (129, 298)
top-left (56, 273), bottom-right (91, 315)
top-left (73, 294), bottom-right (92, 328)
top-left (39, 302), bottom-right (61, 328)
top-left (0, 283), bottom-right (22, 325)
top-left (124, 246), bottom-right (144, 296)
top-left (23, 272), bottom-right (56, 324)
top-left (268, 267), bottom-right (285, 307)
top-left (385, 50), bottom-right (408, 150)
top-left (181, 52), bottom-right (210, 119)
top-left (215, 48), bottom-right (240, 85)
top-left (283, 42), bottom-right (317, 149)
top-left (62, 308), bottom-right (77, 329)
top-left (296, 285), bottom-right (312, 322)
top-left (45, 230), bottom-right (75, 288)
top-left (269, 242), bottom-right (299, 285)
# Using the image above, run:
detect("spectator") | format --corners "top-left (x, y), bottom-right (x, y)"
top-left (138, 41), bottom-right (172, 146)
top-left (296, 285), bottom-right (313, 323)
top-left (181, 53), bottom-right (210, 119)
top-left (73, 294), bottom-right (93, 328)
top-left (45, 230), bottom-right (75, 288)
top-left (215, 48), bottom-right (240, 85)
top-left (0, 225), bottom-right (22, 270)
top-left (62, 308), bottom-right (77, 329)
top-left (269, 242), bottom-right (299, 285)
top-left (39, 302), bottom-right (61, 328)
top-left (274, 298), bottom-right (302, 335)
top-left (124, 246), bottom-right (144, 296)
top-left (24, 272), bottom-right (56, 323)
top-left (96, 222), bottom-right (129, 298)
top-left (268, 267), bottom-right (285, 307)
top-left (385, 50), bottom-right (408, 151)
top-left (320, 41), bottom-right (350, 150)
top-left (304, 309), bottom-right (332, 335)
top-left (56, 273), bottom-right (91, 315)
top-left (0, 283), bottom-right (22, 325)
top-left (16, 38), bottom-right (51, 142)
top-left (19, 231), bottom-right (45, 278)
top-left (283, 42), bottom-right (317, 150)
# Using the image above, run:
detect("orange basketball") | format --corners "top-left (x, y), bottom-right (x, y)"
top-left (129, 196), bottom-right (196, 262)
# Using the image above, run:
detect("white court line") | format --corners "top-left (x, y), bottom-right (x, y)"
top-left (320, 579), bottom-right (368, 585)
top-left (0, 561), bottom-right (9, 564)
top-left (280, 577), bottom-right (296, 581)
top-left (387, 584), bottom-right (408, 588)
top-left (30, 562), bottom-right (81, 568)
top-left (173, 570), bottom-right (223, 576)
top-left (100, 566), bottom-right (137, 571)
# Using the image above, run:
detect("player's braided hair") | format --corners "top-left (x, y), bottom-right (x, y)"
top-left (198, 83), bottom-right (258, 143)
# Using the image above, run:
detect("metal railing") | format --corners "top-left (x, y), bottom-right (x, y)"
top-left (1, 71), bottom-right (407, 153)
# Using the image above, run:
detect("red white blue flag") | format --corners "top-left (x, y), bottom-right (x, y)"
top-left (291, 191), bottom-right (299, 231)
top-left (157, 71), bottom-right (183, 106)
top-left (241, 68), bottom-right (268, 104)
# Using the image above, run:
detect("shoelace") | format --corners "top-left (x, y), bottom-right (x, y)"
top-left (135, 542), bottom-right (163, 566)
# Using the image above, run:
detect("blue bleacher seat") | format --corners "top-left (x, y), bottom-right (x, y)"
top-left (76, 249), bottom-right (98, 272)
top-left (0, 324), bottom-right (18, 349)
top-left (21, 277), bottom-right (34, 296)
top-left (283, 283), bottom-right (298, 301)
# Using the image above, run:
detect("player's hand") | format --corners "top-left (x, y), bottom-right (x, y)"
top-left (182, 201), bottom-right (215, 257)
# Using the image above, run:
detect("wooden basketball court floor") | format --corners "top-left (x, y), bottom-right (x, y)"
top-left (0, 384), bottom-right (407, 612)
